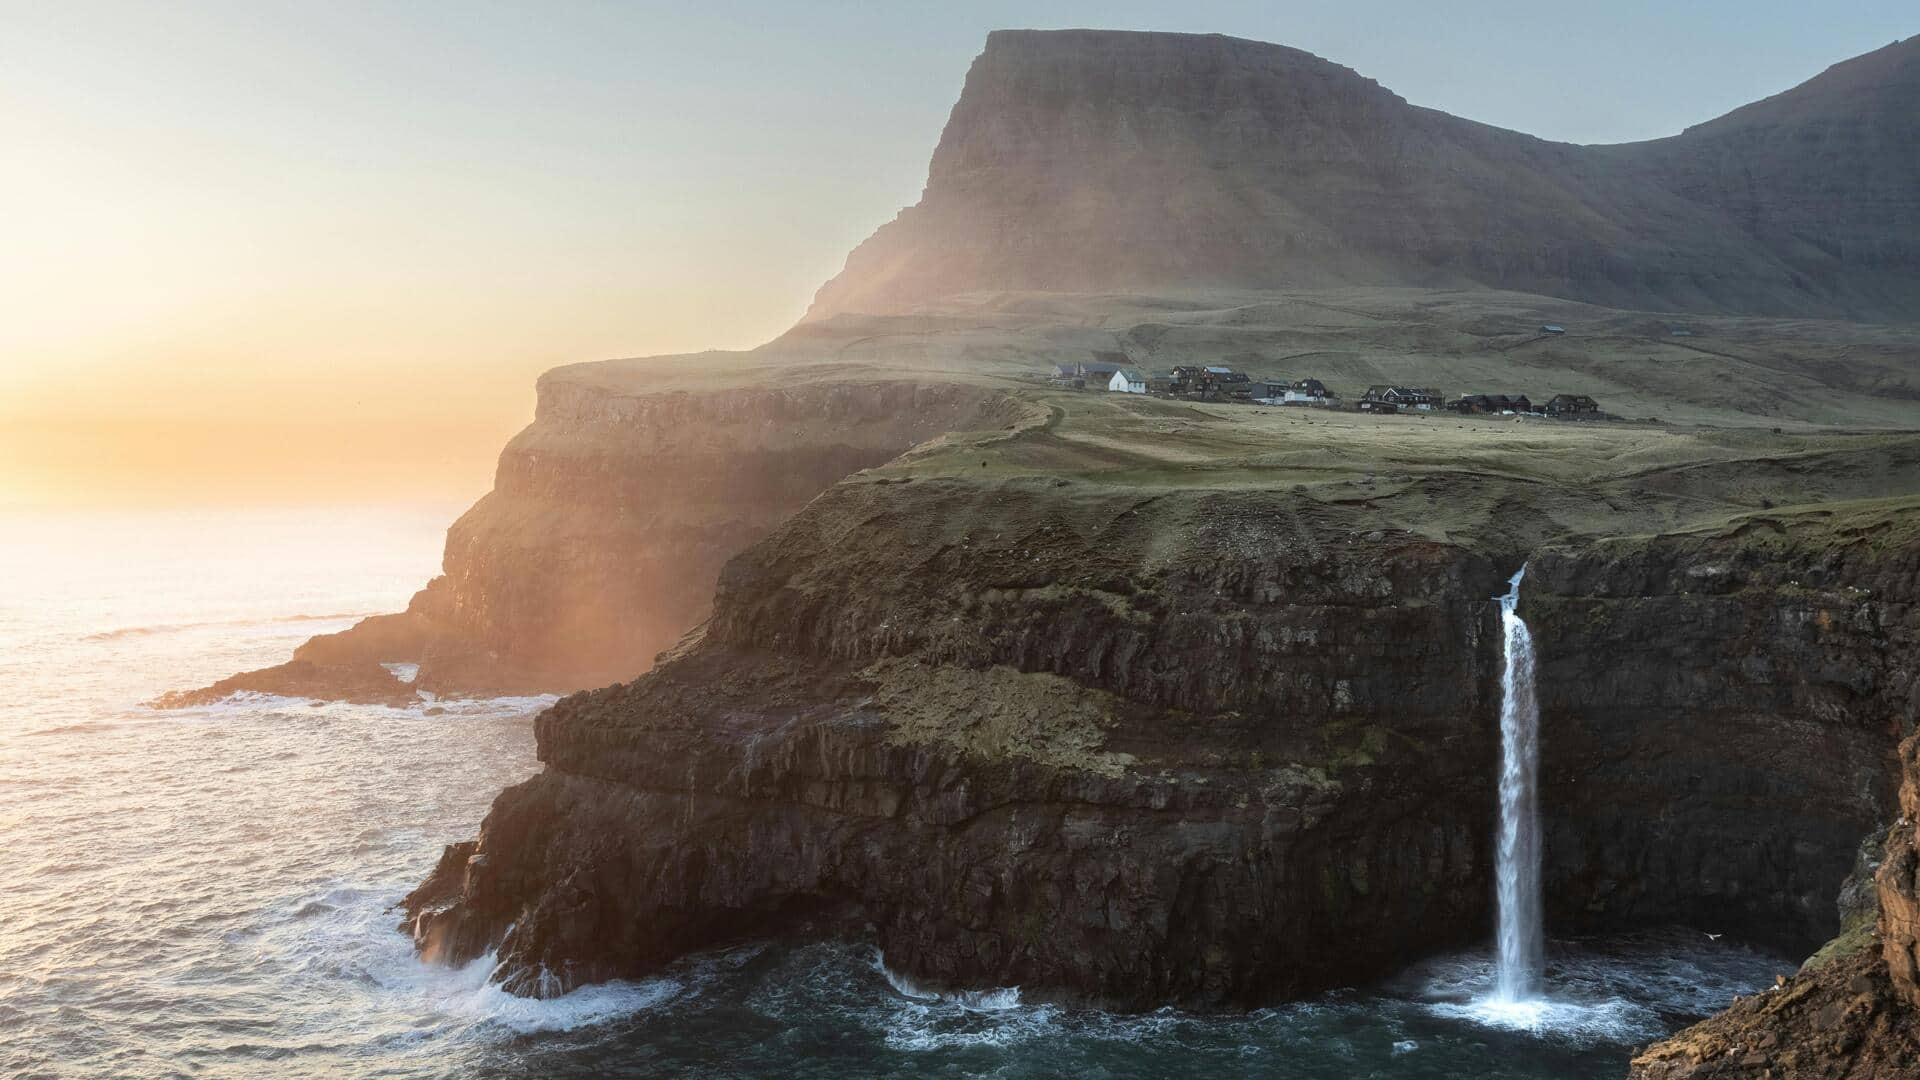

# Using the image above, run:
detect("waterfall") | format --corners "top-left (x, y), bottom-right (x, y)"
top-left (1494, 564), bottom-right (1543, 1002)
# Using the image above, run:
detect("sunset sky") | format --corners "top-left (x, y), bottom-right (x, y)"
top-left (3, 0), bottom-right (1911, 507)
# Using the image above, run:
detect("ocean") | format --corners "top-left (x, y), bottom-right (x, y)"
top-left (0, 506), bottom-right (1788, 1078)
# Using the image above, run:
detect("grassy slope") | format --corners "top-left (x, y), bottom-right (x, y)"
top-left (544, 286), bottom-right (1920, 546)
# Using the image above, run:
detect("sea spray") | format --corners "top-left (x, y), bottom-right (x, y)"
top-left (1495, 564), bottom-right (1543, 1002)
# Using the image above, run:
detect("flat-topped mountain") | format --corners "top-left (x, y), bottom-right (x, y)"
top-left (809, 29), bottom-right (1920, 323)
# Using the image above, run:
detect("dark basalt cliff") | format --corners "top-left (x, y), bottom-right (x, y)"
top-left (405, 478), bottom-right (1918, 1010)
top-left (1529, 521), bottom-right (1920, 949)
top-left (1629, 733), bottom-right (1920, 1078)
top-left (808, 30), bottom-right (1920, 323)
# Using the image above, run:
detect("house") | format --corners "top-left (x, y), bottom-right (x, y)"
top-left (1147, 371), bottom-right (1175, 394)
top-left (1108, 368), bottom-right (1148, 394)
top-left (1540, 324), bottom-right (1567, 335)
top-left (1215, 369), bottom-right (1257, 401)
top-left (1358, 398), bottom-right (1400, 414)
top-left (1049, 363), bottom-right (1084, 389)
top-left (1363, 385), bottom-right (1440, 411)
top-left (1544, 393), bottom-right (1600, 419)
top-left (1168, 365), bottom-right (1209, 396)
top-left (1167, 364), bottom-right (1253, 400)
top-left (1284, 378), bottom-right (1332, 405)
top-left (1449, 393), bottom-right (1534, 415)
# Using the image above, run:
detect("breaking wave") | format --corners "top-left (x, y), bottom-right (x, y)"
top-left (82, 611), bottom-right (376, 642)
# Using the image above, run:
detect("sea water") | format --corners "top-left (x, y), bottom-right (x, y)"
top-left (0, 507), bottom-right (1789, 1078)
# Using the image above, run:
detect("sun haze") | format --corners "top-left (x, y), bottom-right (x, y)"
top-left (2, 0), bottom-right (1909, 506)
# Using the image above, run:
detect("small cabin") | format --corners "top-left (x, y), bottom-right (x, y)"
top-left (1108, 368), bottom-right (1148, 394)
top-left (1540, 324), bottom-right (1567, 335)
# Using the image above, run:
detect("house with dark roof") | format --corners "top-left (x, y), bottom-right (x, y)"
top-left (1283, 378), bottom-right (1333, 405)
top-left (1448, 393), bottom-right (1533, 415)
top-left (1544, 393), bottom-right (1600, 418)
top-left (1362, 385), bottom-right (1440, 411)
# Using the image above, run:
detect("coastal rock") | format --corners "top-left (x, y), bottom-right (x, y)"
top-left (1629, 734), bottom-right (1920, 1078)
top-left (405, 480), bottom-right (1511, 1007)
top-left (405, 479), bottom-right (1917, 1008)
top-left (150, 658), bottom-right (417, 709)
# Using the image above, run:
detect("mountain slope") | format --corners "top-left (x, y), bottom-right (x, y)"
top-left (807, 30), bottom-right (1920, 323)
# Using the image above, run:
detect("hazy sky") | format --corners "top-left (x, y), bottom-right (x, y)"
top-left (2, 1), bottom-right (1911, 506)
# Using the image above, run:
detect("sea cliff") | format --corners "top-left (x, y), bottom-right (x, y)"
top-left (405, 467), bottom-right (1919, 1012)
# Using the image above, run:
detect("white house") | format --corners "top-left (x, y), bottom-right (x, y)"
top-left (1108, 368), bottom-right (1148, 394)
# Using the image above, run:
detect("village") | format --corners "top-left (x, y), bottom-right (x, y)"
top-left (1050, 351), bottom-right (1604, 420)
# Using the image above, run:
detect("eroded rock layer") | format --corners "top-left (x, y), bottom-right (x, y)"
top-left (1629, 732), bottom-right (1920, 1078)
top-left (405, 477), bottom-right (1917, 1010)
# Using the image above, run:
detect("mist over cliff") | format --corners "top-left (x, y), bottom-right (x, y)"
top-left (809, 29), bottom-right (1920, 323)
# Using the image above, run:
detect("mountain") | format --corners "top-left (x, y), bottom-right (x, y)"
top-left (808, 30), bottom-right (1920, 323)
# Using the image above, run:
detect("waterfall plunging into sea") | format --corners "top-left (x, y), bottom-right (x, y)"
top-left (1494, 564), bottom-right (1543, 1003)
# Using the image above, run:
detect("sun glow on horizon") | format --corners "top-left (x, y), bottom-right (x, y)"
top-left (5, 2), bottom-right (1909, 507)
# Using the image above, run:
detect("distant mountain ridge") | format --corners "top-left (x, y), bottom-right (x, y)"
top-left (807, 29), bottom-right (1920, 323)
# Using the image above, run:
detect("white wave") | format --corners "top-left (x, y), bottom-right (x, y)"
top-left (1426, 992), bottom-right (1660, 1044)
top-left (870, 949), bottom-right (1055, 1051)
top-left (268, 879), bottom-right (678, 1041)
top-left (82, 611), bottom-right (375, 642)
top-left (1402, 935), bottom-right (1778, 1046)
top-left (874, 950), bottom-right (1023, 1009)
top-left (148, 690), bottom-right (556, 720)
top-left (387, 951), bottom-right (682, 1036)
top-left (382, 662), bottom-right (421, 684)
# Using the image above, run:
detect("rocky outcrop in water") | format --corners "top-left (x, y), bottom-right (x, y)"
top-left (405, 476), bottom-right (1917, 1009)
top-left (808, 30), bottom-right (1920, 323)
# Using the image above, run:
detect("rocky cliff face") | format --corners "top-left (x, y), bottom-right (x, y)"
top-left (1628, 736), bottom-right (1920, 1078)
top-left (160, 376), bottom-right (1026, 702)
top-left (1528, 516), bottom-right (1920, 950)
top-left (808, 30), bottom-right (1920, 323)
top-left (405, 476), bottom-right (1917, 1009)
top-left (397, 376), bottom-right (1024, 692)
top-left (407, 479), bottom-right (1512, 1007)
